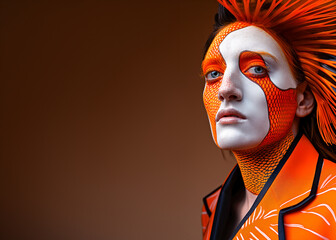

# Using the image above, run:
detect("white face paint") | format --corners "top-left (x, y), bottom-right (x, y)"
top-left (216, 26), bottom-right (297, 150)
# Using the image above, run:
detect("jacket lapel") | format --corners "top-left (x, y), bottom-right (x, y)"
top-left (206, 133), bottom-right (322, 240)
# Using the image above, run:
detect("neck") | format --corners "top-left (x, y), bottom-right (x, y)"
top-left (233, 131), bottom-right (294, 195)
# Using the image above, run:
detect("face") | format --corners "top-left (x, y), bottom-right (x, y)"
top-left (202, 23), bottom-right (298, 150)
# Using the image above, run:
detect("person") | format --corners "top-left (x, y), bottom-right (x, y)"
top-left (200, 0), bottom-right (336, 239)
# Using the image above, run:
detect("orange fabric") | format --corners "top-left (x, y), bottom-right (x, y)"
top-left (284, 159), bottom-right (336, 239)
top-left (202, 135), bottom-right (336, 239)
top-left (201, 188), bottom-right (221, 235)
top-left (216, 0), bottom-right (336, 145)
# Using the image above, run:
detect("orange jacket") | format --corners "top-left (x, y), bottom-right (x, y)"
top-left (202, 133), bottom-right (336, 240)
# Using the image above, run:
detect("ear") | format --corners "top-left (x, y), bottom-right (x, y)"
top-left (295, 82), bottom-right (315, 118)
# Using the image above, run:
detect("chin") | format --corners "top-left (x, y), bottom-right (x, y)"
top-left (217, 141), bottom-right (260, 151)
top-left (216, 122), bottom-right (269, 150)
top-left (216, 133), bottom-right (265, 150)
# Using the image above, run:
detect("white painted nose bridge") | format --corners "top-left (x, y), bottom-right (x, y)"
top-left (218, 63), bottom-right (244, 101)
top-left (218, 33), bottom-right (246, 101)
top-left (215, 26), bottom-right (272, 150)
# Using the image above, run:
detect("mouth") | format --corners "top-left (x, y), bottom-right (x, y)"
top-left (216, 109), bottom-right (246, 124)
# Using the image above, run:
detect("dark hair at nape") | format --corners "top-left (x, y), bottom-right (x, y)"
top-left (203, 4), bottom-right (236, 58)
top-left (300, 105), bottom-right (336, 162)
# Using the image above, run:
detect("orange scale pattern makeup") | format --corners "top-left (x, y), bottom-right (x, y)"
top-left (202, 22), bottom-right (250, 145)
top-left (236, 51), bottom-right (298, 194)
top-left (202, 23), bottom-right (299, 194)
top-left (239, 51), bottom-right (298, 147)
top-left (234, 132), bottom-right (294, 194)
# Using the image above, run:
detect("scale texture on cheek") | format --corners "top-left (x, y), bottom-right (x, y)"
top-left (239, 51), bottom-right (297, 146)
top-left (203, 22), bottom-right (250, 146)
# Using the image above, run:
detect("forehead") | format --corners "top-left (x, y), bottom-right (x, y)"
top-left (204, 23), bottom-right (296, 90)
top-left (204, 22), bottom-right (250, 65)
top-left (219, 26), bottom-right (286, 63)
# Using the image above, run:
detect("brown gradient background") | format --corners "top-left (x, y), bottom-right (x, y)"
top-left (1, 0), bottom-right (235, 239)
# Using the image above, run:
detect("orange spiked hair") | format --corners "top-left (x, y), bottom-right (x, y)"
top-left (217, 0), bottom-right (336, 145)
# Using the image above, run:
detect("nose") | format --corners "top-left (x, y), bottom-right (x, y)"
top-left (218, 72), bottom-right (243, 101)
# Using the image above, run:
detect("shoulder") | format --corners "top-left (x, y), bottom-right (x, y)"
top-left (317, 158), bottom-right (336, 199)
top-left (284, 158), bottom-right (336, 238)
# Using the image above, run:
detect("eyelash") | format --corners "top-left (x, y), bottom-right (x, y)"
top-left (203, 61), bottom-right (269, 82)
top-left (246, 65), bottom-right (268, 77)
top-left (243, 61), bottom-right (269, 78)
top-left (204, 70), bottom-right (223, 82)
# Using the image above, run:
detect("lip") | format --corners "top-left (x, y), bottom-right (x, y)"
top-left (215, 108), bottom-right (247, 124)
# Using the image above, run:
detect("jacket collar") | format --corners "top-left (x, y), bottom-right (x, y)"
top-left (207, 132), bottom-right (322, 240)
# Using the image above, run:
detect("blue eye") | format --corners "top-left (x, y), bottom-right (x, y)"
top-left (246, 66), bottom-right (267, 77)
top-left (254, 66), bottom-right (264, 73)
top-left (205, 70), bottom-right (223, 81)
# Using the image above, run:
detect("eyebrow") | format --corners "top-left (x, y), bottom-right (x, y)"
top-left (202, 58), bottom-right (225, 70)
top-left (254, 51), bottom-right (278, 62)
top-left (202, 51), bottom-right (277, 72)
